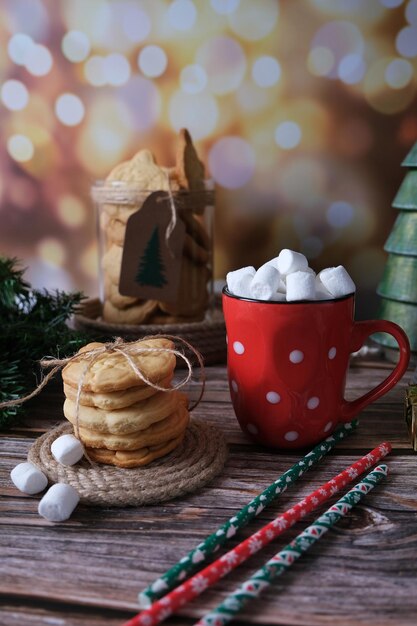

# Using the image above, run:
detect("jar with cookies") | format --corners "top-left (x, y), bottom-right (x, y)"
top-left (92, 129), bottom-right (214, 326)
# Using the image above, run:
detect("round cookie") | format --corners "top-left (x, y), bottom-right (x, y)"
top-left (102, 244), bottom-right (123, 284)
top-left (159, 258), bottom-right (210, 317)
top-left (63, 373), bottom-right (173, 410)
top-left (63, 390), bottom-right (187, 435)
top-left (180, 211), bottom-right (211, 251)
top-left (62, 338), bottom-right (177, 393)
top-left (77, 404), bottom-right (189, 450)
top-left (85, 433), bottom-right (184, 468)
top-left (183, 233), bottom-right (209, 265)
top-left (107, 149), bottom-right (166, 188)
top-left (105, 217), bottom-right (127, 247)
top-left (104, 277), bottom-right (138, 309)
top-left (103, 299), bottom-right (159, 324)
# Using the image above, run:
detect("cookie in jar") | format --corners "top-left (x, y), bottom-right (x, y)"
top-left (92, 129), bottom-right (214, 325)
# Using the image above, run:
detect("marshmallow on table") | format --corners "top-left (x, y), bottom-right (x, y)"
top-left (317, 265), bottom-right (356, 298)
top-left (276, 249), bottom-right (308, 276)
top-left (51, 434), bottom-right (84, 466)
top-left (250, 263), bottom-right (282, 300)
top-left (10, 462), bottom-right (48, 495)
top-left (226, 266), bottom-right (255, 298)
top-left (286, 271), bottom-right (316, 302)
top-left (38, 483), bottom-right (80, 522)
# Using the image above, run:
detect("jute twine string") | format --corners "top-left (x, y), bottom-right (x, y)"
top-left (0, 334), bottom-right (206, 464)
top-left (163, 172), bottom-right (177, 254)
top-left (28, 419), bottom-right (228, 506)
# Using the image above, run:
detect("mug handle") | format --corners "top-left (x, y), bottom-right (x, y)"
top-left (340, 319), bottom-right (410, 422)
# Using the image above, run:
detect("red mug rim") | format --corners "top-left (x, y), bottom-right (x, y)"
top-left (222, 286), bottom-right (355, 305)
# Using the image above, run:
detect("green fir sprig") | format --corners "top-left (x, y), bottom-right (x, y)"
top-left (0, 257), bottom-right (87, 428)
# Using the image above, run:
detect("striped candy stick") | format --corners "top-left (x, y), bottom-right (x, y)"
top-left (123, 442), bottom-right (390, 626)
top-left (138, 420), bottom-right (358, 607)
top-left (196, 464), bottom-right (389, 626)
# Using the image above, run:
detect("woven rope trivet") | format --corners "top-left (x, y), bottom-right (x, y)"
top-left (27, 419), bottom-right (227, 507)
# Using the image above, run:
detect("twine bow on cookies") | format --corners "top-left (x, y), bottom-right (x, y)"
top-left (0, 335), bottom-right (205, 461)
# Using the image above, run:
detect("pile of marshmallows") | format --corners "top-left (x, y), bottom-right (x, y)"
top-left (10, 434), bottom-right (84, 522)
top-left (226, 249), bottom-right (356, 301)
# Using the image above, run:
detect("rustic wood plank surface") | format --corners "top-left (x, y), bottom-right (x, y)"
top-left (1, 362), bottom-right (417, 626)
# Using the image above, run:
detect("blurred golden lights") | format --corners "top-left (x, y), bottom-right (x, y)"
top-left (138, 45), bottom-right (168, 78)
top-left (7, 134), bottom-right (34, 162)
top-left (180, 64), bottom-right (208, 94)
top-left (1, 79), bottom-right (29, 111)
top-left (25, 44), bottom-right (53, 76)
top-left (274, 122), bottom-right (302, 150)
top-left (55, 93), bottom-right (85, 126)
top-left (167, 0), bottom-right (197, 31)
top-left (252, 56), bottom-right (281, 87)
top-left (208, 136), bottom-right (256, 189)
top-left (61, 30), bottom-right (91, 63)
top-left (197, 36), bottom-right (246, 94)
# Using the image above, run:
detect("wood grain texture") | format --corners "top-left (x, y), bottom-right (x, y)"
top-left (1, 364), bottom-right (416, 626)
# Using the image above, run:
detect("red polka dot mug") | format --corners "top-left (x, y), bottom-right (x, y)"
top-left (222, 289), bottom-right (410, 449)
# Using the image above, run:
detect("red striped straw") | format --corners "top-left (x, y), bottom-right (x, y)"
top-left (122, 441), bottom-right (391, 626)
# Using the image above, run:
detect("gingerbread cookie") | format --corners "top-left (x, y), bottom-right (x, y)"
top-left (159, 258), bottom-right (209, 317)
top-left (85, 433), bottom-right (184, 468)
top-left (103, 299), bottom-right (159, 324)
top-left (77, 403), bottom-right (189, 450)
top-left (63, 374), bottom-right (173, 410)
top-left (62, 338), bottom-right (176, 393)
top-left (63, 390), bottom-right (187, 435)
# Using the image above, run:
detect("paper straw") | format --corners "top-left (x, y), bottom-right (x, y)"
top-left (137, 420), bottom-right (358, 608)
top-left (123, 442), bottom-right (390, 626)
top-left (196, 464), bottom-right (388, 626)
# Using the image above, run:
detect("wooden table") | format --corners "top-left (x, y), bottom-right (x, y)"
top-left (1, 362), bottom-right (417, 626)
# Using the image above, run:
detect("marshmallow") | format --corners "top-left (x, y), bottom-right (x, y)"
top-left (51, 434), bottom-right (84, 466)
top-left (38, 483), bottom-right (80, 522)
top-left (315, 284), bottom-right (333, 300)
top-left (286, 271), bottom-right (316, 302)
top-left (270, 291), bottom-right (286, 301)
top-left (226, 266), bottom-right (256, 297)
top-left (10, 462), bottom-right (48, 495)
top-left (317, 265), bottom-right (356, 298)
top-left (276, 249), bottom-right (308, 275)
top-left (250, 263), bottom-right (282, 300)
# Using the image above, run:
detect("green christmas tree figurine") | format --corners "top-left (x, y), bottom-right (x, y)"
top-left (136, 226), bottom-right (167, 288)
top-left (375, 141), bottom-right (417, 353)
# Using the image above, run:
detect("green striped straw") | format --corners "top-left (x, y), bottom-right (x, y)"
top-left (196, 464), bottom-right (388, 626)
top-left (138, 420), bottom-right (358, 607)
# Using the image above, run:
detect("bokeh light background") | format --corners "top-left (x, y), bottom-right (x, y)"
top-left (1, 0), bottom-right (417, 317)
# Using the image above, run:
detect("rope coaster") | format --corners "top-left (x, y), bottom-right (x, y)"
top-left (27, 419), bottom-right (228, 507)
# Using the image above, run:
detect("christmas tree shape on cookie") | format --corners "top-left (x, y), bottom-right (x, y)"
top-left (135, 226), bottom-right (167, 288)
top-left (375, 140), bottom-right (417, 352)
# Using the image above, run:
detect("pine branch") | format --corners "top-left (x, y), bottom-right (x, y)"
top-left (0, 257), bottom-right (88, 429)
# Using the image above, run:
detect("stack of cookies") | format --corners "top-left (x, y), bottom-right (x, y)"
top-left (61, 338), bottom-right (190, 468)
top-left (98, 128), bottom-right (211, 325)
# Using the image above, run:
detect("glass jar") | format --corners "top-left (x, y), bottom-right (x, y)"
top-left (91, 181), bottom-right (214, 325)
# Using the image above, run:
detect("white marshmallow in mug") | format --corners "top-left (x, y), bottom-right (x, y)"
top-left (250, 263), bottom-right (282, 300)
top-left (276, 249), bottom-right (308, 276)
top-left (51, 434), bottom-right (84, 466)
top-left (315, 284), bottom-right (333, 300)
top-left (10, 462), bottom-right (48, 495)
top-left (226, 266), bottom-right (256, 297)
top-left (38, 483), bottom-right (80, 522)
top-left (286, 271), bottom-right (316, 301)
top-left (317, 265), bottom-right (356, 298)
